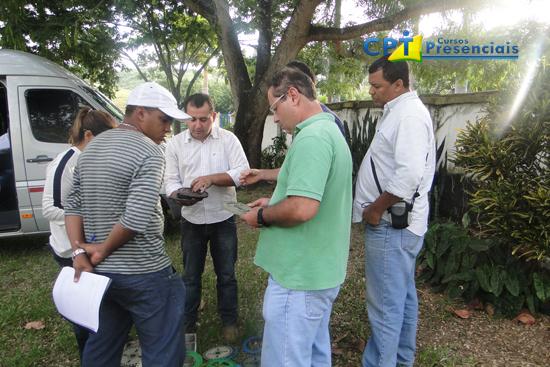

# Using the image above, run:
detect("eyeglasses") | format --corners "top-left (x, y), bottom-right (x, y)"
top-left (269, 93), bottom-right (287, 114)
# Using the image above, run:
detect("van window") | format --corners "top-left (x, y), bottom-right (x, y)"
top-left (25, 89), bottom-right (91, 143)
top-left (82, 86), bottom-right (123, 122)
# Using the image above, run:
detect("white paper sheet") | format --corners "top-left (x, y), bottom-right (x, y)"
top-left (52, 267), bottom-right (111, 332)
top-left (223, 201), bottom-right (251, 216)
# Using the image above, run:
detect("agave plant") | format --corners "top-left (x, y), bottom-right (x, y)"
top-left (343, 108), bottom-right (378, 186)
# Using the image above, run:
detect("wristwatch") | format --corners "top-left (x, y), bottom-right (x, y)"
top-left (257, 208), bottom-right (270, 227)
top-left (71, 248), bottom-right (87, 260)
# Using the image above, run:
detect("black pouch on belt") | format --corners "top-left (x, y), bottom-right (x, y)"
top-left (370, 157), bottom-right (421, 230)
top-left (388, 200), bottom-right (413, 229)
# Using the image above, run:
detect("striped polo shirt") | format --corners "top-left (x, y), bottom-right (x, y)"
top-left (65, 128), bottom-right (171, 274)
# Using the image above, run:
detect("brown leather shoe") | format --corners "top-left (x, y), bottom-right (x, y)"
top-left (222, 324), bottom-right (239, 344)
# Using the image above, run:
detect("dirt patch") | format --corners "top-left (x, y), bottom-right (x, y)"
top-left (331, 223), bottom-right (550, 366)
top-left (417, 287), bottom-right (550, 366)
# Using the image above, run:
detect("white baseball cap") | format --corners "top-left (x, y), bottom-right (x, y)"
top-left (126, 82), bottom-right (191, 120)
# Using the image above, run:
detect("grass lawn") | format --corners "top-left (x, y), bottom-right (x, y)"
top-left (2, 185), bottom-right (543, 366)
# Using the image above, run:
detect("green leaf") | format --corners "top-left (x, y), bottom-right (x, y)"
top-left (426, 251), bottom-right (434, 269)
top-left (504, 271), bottom-right (520, 297)
top-left (64, 26), bottom-right (71, 47)
top-left (444, 251), bottom-right (460, 277)
top-left (468, 239), bottom-right (491, 252)
top-left (460, 253), bottom-right (477, 272)
top-left (462, 212), bottom-right (471, 228)
top-left (526, 294), bottom-right (536, 314)
top-left (533, 273), bottom-right (550, 301)
top-left (442, 272), bottom-right (475, 284)
top-left (476, 266), bottom-right (491, 292)
top-left (489, 267), bottom-right (504, 297)
top-left (435, 235), bottom-right (453, 259)
top-left (434, 259), bottom-right (447, 282)
top-left (423, 231), bottom-right (437, 254)
top-left (454, 233), bottom-right (470, 254)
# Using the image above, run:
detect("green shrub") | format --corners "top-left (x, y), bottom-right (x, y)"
top-left (418, 222), bottom-right (550, 315)
top-left (420, 61), bottom-right (550, 316)
top-left (261, 133), bottom-right (287, 169)
top-left (453, 63), bottom-right (549, 261)
top-left (343, 108), bottom-right (378, 185)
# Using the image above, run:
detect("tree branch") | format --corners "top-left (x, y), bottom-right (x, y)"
top-left (259, 0), bottom-right (322, 96)
top-left (175, 41), bottom-right (190, 80)
top-left (308, 0), bottom-right (486, 42)
top-left (121, 50), bottom-right (149, 82)
top-left (145, 7), bottom-right (176, 97)
top-left (183, 0), bottom-right (217, 24)
top-left (208, 0), bottom-right (252, 108)
top-left (174, 46), bottom-right (189, 96)
top-left (184, 47), bottom-right (220, 103)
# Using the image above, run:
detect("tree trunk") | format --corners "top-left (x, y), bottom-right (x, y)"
top-left (234, 90), bottom-right (270, 168)
top-left (184, 0), bottom-right (486, 166)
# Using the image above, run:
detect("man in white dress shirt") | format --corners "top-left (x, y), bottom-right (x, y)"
top-left (164, 93), bottom-right (249, 342)
top-left (353, 56), bottom-right (435, 367)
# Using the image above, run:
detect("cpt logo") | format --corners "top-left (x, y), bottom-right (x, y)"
top-left (363, 30), bottom-right (519, 61)
top-left (363, 30), bottom-right (423, 62)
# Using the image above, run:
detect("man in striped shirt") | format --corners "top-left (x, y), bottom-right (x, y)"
top-left (65, 82), bottom-right (190, 367)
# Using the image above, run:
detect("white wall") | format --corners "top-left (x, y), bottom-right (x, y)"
top-left (262, 115), bottom-right (293, 150)
top-left (262, 92), bottom-right (496, 171)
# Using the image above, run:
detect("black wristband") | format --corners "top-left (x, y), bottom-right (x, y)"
top-left (257, 208), bottom-right (270, 227)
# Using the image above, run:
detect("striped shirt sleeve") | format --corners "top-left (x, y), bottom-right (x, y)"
top-left (119, 154), bottom-right (165, 233)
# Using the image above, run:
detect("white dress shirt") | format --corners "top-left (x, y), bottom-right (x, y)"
top-left (164, 126), bottom-right (249, 224)
top-left (353, 91), bottom-right (436, 236)
top-left (42, 146), bottom-right (81, 257)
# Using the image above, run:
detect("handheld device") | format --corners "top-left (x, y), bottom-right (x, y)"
top-left (176, 187), bottom-right (209, 200)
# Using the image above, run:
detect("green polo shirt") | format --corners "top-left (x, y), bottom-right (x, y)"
top-left (254, 112), bottom-right (352, 290)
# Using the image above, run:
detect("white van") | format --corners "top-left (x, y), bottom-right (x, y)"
top-left (0, 49), bottom-right (124, 237)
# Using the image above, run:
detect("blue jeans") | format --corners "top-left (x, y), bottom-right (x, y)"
top-left (362, 220), bottom-right (424, 367)
top-left (181, 216), bottom-right (238, 329)
top-left (261, 276), bottom-right (340, 367)
top-left (81, 267), bottom-right (186, 367)
top-left (50, 247), bottom-right (89, 361)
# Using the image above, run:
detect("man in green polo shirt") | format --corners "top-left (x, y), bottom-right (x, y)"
top-left (241, 67), bottom-right (352, 367)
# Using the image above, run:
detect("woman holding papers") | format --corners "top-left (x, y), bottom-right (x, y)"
top-left (42, 107), bottom-right (116, 358)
